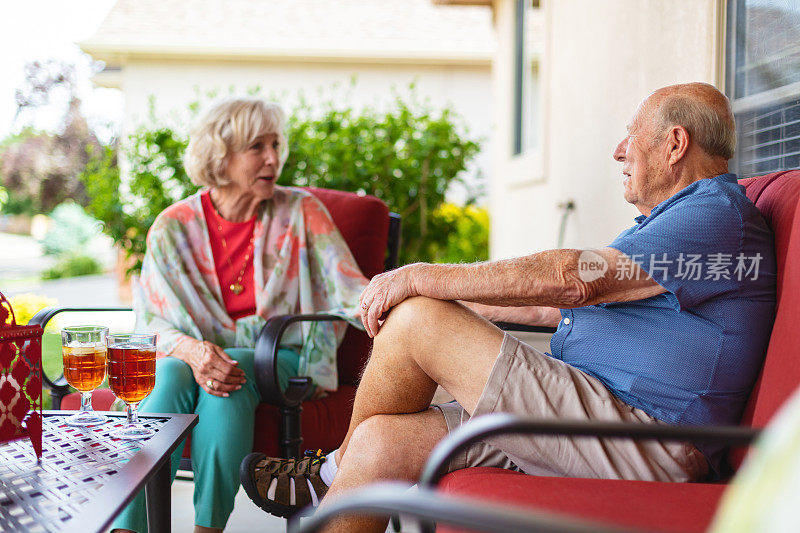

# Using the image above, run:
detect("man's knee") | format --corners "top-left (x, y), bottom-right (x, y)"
top-left (377, 296), bottom-right (463, 344)
top-left (343, 411), bottom-right (447, 480)
top-left (344, 414), bottom-right (417, 477)
top-left (348, 415), bottom-right (400, 459)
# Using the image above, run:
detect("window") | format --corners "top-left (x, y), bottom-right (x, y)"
top-left (726, 0), bottom-right (800, 177)
top-left (513, 0), bottom-right (541, 156)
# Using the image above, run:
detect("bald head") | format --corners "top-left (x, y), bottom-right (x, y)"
top-left (645, 83), bottom-right (736, 160)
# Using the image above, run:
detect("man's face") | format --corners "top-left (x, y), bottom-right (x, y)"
top-left (613, 99), bottom-right (670, 215)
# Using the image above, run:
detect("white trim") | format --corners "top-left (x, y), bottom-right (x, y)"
top-left (732, 81), bottom-right (800, 114)
top-left (78, 42), bottom-right (493, 67)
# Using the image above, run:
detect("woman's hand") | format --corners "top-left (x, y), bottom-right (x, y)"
top-left (172, 338), bottom-right (247, 397)
top-left (359, 263), bottom-right (421, 337)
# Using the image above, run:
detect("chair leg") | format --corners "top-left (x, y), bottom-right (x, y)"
top-left (280, 405), bottom-right (303, 458)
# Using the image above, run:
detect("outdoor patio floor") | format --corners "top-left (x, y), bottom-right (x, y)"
top-left (171, 479), bottom-right (420, 532)
top-left (172, 479), bottom-right (285, 532)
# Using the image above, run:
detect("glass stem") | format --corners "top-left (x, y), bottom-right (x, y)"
top-left (127, 402), bottom-right (140, 426)
top-left (80, 391), bottom-right (92, 413)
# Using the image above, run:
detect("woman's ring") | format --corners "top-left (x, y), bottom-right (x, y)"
top-left (206, 379), bottom-right (214, 390)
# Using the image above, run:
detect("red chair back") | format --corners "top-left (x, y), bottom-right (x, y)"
top-left (732, 170), bottom-right (800, 467)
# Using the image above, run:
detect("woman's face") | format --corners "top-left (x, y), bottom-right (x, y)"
top-left (223, 132), bottom-right (281, 200)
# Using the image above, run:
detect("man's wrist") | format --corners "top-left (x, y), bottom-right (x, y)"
top-left (406, 262), bottom-right (432, 298)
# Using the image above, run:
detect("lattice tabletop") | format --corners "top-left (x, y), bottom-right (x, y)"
top-left (0, 412), bottom-right (189, 532)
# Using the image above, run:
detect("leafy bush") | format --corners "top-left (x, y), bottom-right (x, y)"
top-left (40, 202), bottom-right (104, 256)
top-left (7, 293), bottom-right (57, 325)
top-left (80, 90), bottom-right (483, 274)
top-left (41, 254), bottom-right (102, 280)
top-left (282, 98), bottom-right (481, 264)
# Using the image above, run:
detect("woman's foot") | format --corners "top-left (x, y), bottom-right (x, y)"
top-left (240, 450), bottom-right (329, 518)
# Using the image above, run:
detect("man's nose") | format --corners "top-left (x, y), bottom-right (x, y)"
top-left (613, 137), bottom-right (628, 162)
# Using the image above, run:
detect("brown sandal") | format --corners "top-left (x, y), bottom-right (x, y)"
top-left (240, 450), bottom-right (329, 518)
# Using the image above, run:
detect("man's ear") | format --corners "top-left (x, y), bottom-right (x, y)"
top-left (666, 125), bottom-right (690, 166)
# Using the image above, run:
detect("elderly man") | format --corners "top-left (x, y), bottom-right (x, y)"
top-left (241, 83), bottom-right (776, 532)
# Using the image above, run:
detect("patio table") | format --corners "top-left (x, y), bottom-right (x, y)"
top-left (0, 411), bottom-right (197, 532)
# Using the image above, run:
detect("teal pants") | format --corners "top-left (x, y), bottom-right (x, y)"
top-left (112, 347), bottom-right (301, 532)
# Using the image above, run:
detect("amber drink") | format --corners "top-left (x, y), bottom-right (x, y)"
top-left (61, 326), bottom-right (109, 426)
top-left (63, 345), bottom-right (107, 392)
top-left (107, 345), bottom-right (156, 403)
top-left (107, 333), bottom-right (157, 440)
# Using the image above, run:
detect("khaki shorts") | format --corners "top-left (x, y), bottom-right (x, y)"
top-left (434, 333), bottom-right (709, 482)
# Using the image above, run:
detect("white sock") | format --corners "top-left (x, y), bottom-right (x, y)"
top-left (318, 448), bottom-right (339, 486)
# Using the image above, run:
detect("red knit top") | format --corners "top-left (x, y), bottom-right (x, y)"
top-left (201, 190), bottom-right (257, 320)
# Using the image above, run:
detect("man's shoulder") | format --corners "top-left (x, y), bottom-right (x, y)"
top-left (647, 176), bottom-right (757, 231)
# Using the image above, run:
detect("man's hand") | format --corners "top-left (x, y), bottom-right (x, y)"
top-left (172, 338), bottom-right (247, 397)
top-left (359, 264), bottom-right (421, 337)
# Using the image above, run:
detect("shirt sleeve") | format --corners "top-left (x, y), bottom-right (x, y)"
top-left (608, 192), bottom-right (744, 310)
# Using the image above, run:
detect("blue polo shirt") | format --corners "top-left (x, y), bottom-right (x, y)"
top-left (549, 174), bottom-right (776, 473)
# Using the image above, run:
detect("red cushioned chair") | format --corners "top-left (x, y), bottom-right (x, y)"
top-left (31, 187), bottom-right (401, 463)
top-left (287, 170), bottom-right (800, 533)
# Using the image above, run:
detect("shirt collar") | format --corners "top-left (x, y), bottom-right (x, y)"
top-left (632, 173), bottom-right (739, 224)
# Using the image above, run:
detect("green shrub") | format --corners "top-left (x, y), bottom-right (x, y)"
top-left (40, 202), bottom-right (104, 256)
top-left (41, 254), bottom-right (102, 280)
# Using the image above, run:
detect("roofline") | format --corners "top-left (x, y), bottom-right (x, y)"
top-left (78, 41), bottom-right (494, 67)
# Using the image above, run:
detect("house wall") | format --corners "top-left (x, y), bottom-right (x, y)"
top-left (115, 58), bottom-right (493, 202)
top-left (490, 0), bottom-right (726, 259)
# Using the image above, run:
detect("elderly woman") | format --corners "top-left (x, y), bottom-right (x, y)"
top-left (112, 97), bottom-right (367, 533)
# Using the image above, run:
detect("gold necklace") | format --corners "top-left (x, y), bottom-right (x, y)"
top-left (218, 223), bottom-right (254, 295)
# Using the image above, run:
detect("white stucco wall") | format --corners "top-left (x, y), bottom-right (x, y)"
top-left (115, 58), bottom-right (492, 202)
top-left (490, 0), bottom-right (725, 259)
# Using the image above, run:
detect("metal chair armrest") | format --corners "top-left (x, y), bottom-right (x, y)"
top-left (419, 413), bottom-right (760, 488)
top-left (253, 313), bottom-right (350, 408)
top-left (28, 306), bottom-right (132, 407)
top-left (290, 483), bottom-right (630, 533)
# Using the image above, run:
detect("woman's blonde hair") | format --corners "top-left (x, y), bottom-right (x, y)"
top-left (184, 97), bottom-right (288, 187)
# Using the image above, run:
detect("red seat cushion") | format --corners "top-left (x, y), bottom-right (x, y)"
top-left (61, 388), bottom-right (117, 410)
top-left (438, 468), bottom-right (725, 533)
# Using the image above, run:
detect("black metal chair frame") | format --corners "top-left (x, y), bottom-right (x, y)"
top-left (30, 211), bottom-right (401, 465)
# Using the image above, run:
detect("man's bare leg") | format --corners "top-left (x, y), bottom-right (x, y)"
top-left (321, 296), bottom-right (505, 532)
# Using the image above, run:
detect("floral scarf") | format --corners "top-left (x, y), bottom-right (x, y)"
top-left (133, 186), bottom-right (368, 391)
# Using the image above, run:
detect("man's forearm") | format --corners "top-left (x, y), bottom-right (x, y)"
top-left (410, 246), bottom-right (665, 308)
top-left (412, 250), bottom-right (584, 308)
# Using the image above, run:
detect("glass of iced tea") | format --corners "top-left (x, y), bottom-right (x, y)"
top-left (107, 333), bottom-right (157, 440)
top-left (61, 325), bottom-right (109, 426)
